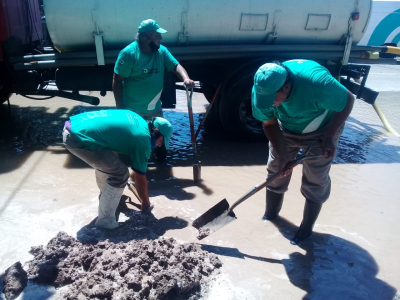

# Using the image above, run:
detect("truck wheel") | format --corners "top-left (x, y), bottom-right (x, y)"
top-left (0, 62), bottom-right (13, 104)
top-left (219, 75), bottom-right (266, 142)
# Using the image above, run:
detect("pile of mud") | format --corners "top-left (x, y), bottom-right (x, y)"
top-left (3, 232), bottom-right (222, 300)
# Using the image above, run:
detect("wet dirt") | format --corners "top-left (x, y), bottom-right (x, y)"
top-left (2, 262), bottom-right (27, 300)
top-left (196, 228), bottom-right (212, 241)
top-left (23, 231), bottom-right (222, 300)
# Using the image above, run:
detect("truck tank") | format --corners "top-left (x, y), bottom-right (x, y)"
top-left (8, 0), bottom-right (395, 141)
top-left (43, 0), bottom-right (372, 52)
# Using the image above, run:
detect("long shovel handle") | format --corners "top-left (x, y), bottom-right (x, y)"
top-left (185, 88), bottom-right (196, 143)
top-left (228, 160), bottom-right (299, 213)
top-left (127, 180), bottom-right (141, 202)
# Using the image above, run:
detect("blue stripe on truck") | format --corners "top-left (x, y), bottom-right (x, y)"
top-left (368, 8), bottom-right (400, 45)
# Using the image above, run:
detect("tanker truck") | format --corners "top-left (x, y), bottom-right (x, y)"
top-left (1, 0), bottom-right (400, 140)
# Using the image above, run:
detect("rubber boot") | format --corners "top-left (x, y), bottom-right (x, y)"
top-left (115, 195), bottom-right (129, 222)
top-left (155, 144), bottom-right (167, 162)
top-left (95, 182), bottom-right (124, 229)
top-left (290, 200), bottom-right (323, 245)
top-left (95, 170), bottom-right (108, 192)
top-left (262, 190), bottom-right (284, 221)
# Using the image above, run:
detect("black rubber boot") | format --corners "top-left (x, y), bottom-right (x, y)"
top-left (115, 195), bottom-right (129, 222)
top-left (155, 144), bottom-right (167, 162)
top-left (290, 200), bottom-right (323, 245)
top-left (262, 190), bottom-right (284, 221)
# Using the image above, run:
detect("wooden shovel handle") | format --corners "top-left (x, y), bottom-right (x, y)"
top-left (228, 161), bottom-right (299, 212)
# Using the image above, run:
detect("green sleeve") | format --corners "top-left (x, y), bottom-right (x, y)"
top-left (114, 50), bottom-right (134, 77)
top-left (130, 145), bottom-right (150, 175)
top-left (252, 105), bottom-right (274, 122)
top-left (163, 47), bottom-right (179, 72)
top-left (318, 76), bottom-right (349, 112)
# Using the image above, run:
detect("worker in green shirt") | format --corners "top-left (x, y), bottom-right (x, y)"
top-left (62, 110), bottom-right (173, 229)
top-left (113, 19), bottom-right (195, 161)
top-left (252, 60), bottom-right (355, 245)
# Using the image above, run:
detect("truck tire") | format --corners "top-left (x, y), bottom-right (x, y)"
top-left (219, 75), bottom-right (266, 142)
top-left (200, 81), bottom-right (224, 134)
top-left (0, 62), bottom-right (13, 104)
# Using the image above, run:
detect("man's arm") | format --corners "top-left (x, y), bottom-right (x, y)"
top-left (322, 91), bottom-right (355, 158)
top-left (172, 64), bottom-right (195, 89)
top-left (263, 118), bottom-right (291, 177)
top-left (113, 73), bottom-right (125, 109)
top-left (133, 172), bottom-right (150, 209)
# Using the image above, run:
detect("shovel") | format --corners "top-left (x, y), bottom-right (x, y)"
top-left (127, 179), bottom-right (140, 201)
top-left (192, 141), bottom-right (321, 240)
top-left (185, 87), bottom-right (201, 182)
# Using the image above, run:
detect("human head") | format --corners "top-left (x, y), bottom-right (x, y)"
top-left (150, 117), bottom-right (173, 149)
top-left (136, 19), bottom-right (167, 49)
top-left (252, 61), bottom-right (293, 109)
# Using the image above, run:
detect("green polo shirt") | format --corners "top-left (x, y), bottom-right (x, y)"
top-left (252, 60), bottom-right (349, 134)
top-left (114, 41), bottom-right (179, 113)
top-left (70, 110), bottom-right (151, 174)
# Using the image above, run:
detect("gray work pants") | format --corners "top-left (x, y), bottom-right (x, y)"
top-left (134, 106), bottom-right (164, 123)
top-left (62, 128), bottom-right (129, 189)
top-left (267, 124), bottom-right (344, 204)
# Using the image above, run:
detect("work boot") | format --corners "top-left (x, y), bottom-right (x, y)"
top-left (262, 190), bottom-right (284, 221)
top-left (95, 182), bottom-right (124, 229)
top-left (290, 200), bottom-right (323, 245)
top-left (155, 144), bottom-right (167, 162)
top-left (115, 195), bottom-right (130, 222)
top-left (95, 170), bottom-right (108, 192)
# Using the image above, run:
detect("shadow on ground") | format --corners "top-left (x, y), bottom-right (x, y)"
top-left (146, 163), bottom-right (214, 200)
top-left (76, 207), bottom-right (188, 245)
top-left (201, 216), bottom-right (397, 300)
top-left (271, 217), bottom-right (396, 300)
top-left (200, 244), bottom-right (282, 265)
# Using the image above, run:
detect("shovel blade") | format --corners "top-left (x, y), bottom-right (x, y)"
top-left (192, 199), bottom-right (230, 229)
top-left (192, 199), bottom-right (237, 240)
top-left (196, 209), bottom-right (237, 240)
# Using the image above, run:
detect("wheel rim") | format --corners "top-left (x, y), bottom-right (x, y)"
top-left (238, 93), bottom-right (263, 134)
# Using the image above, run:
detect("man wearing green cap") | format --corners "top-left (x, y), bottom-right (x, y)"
top-left (62, 110), bottom-right (173, 229)
top-left (113, 19), bottom-right (194, 160)
top-left (252, 59), bottom-right (355, 245)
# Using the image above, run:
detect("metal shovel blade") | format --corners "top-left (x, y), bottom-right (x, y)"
top-left (192, 199), bottom-right (237, 240)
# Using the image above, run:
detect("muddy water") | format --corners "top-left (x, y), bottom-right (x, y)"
top-left (1, 74), bottom-right (400, 299)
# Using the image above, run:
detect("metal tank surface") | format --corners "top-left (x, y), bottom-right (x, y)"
top-left (43, 0), bottom-right (372, 52)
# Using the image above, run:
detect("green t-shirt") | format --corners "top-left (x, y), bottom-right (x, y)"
top-left (70, 110), bottom-right (151, 174)
top-left (252, 60), bottom-right (349, 134)
top-left (114, 41), bottom-right (179, 113)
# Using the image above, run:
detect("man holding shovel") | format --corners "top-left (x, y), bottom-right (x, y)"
top-left (63, 110), bottom-right (173, 229)
top-left (252, 60), bottom-right (355, 244)
top-left (113, 19), bottom-right (195, 161)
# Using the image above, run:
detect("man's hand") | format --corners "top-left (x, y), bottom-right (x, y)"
top-left (262, 119), bottom-right (292, 178)
top-left (133, 172), bottom-right (150, 210)
top-left (183, 79), bottom-right (195, 89)
top-left (321, 137), bottom-right (336, 159)
top-left (173, 64), bottom-right (195, 89)
top-left (278, 154), bottom-right (292, 178)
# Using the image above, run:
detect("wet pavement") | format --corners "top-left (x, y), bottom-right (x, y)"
top-left (0, 66), bottom-right (400, 299)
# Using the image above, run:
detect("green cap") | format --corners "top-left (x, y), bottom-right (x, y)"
top-left (153, 117), bottom-right (173, 149)
top-left (138, 19), bottom-right (167, 34)
top-left (252, 63), bottom-right (287, 110)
